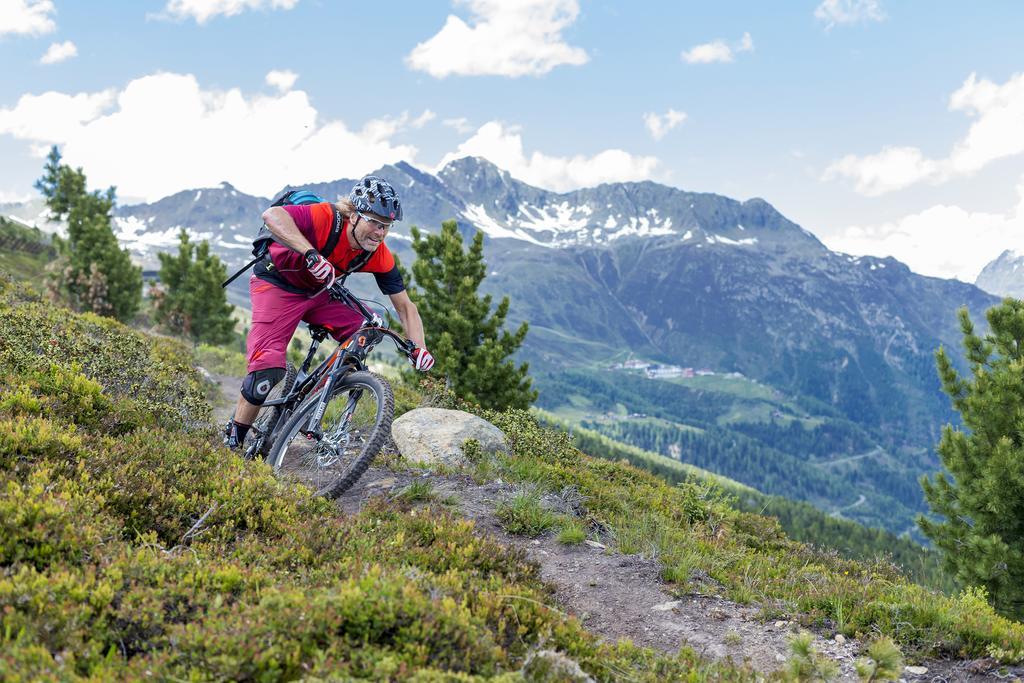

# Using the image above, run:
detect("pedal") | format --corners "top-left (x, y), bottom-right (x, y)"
top-left (301, 429), bottom-right (323, 441)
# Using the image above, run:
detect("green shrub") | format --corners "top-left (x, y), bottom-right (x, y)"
top-left (855, 636), bottom-right (903, 682)
top-left (194, 343), bottom-right (247, 376)
top-left (0, 282), bottom-right (757, 681)
top-left (782, 631), bottom-right (838, 682)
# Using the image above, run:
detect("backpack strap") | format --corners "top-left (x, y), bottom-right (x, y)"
top-left (221, 254), bottom-right (262, 288)
top-left (341, 247), bottom-right (373, 277)
top-left (319, 203), bottom-right (345, 260)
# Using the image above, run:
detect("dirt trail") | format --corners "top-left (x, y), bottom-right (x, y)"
top-left (208, 371), bottom-right (240, 426)
top-left (340, 466), bottom-right (865, 678)
top-left (205, 372), bottom-right (1022, 681)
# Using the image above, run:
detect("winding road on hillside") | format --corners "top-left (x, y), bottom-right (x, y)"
top-left (813, 447), bottom-right (885, 468)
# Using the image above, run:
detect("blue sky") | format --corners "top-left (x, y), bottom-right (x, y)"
top-left (1, 0), bottom-right (1022, 281)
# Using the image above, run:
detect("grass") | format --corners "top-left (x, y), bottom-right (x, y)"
top-left (0, 249), bottom-right (51, 282)
top-left (456, 407), bottom-right (1024, 664)
top-left (667, 373), bottom-right (782, 403)
top-left (194, 342), bottom-right (248, 375)
top-left (557, 519), bottom-right (587, 545)
top-left (395, 478), bottom-right (435, 503)
top-left (495, 490), bottom-right (559, 537)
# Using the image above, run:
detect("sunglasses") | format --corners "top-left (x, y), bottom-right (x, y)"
top-left (356, 211), bottom-right (392, 231)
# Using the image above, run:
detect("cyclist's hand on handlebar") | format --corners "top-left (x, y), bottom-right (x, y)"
top-left (304, 249), bottom-right (335, 285)
top-left (409, 347), bottom-right (434, 372)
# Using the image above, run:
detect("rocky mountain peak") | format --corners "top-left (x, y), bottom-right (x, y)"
top-left (976, 249), bottom-right (1024, 298)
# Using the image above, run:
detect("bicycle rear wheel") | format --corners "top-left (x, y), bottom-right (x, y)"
top-left (267, 370), bottom-right (394, 499)
top-left (245, 363), bottom-right (297, 461)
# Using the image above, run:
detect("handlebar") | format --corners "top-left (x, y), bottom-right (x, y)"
top-left (327, 280), bottom-right (417, 357)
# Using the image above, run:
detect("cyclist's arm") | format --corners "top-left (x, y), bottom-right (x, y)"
top-left (262, 206), bottom-right (316, 254)
top-left (388, 290), bottom-right (426, 348)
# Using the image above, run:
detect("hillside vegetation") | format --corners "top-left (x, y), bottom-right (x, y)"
top-left (2, 276), bottom-right (1024, 679)
top-left (556, 418), bottom-right (955, 593)
top-left (0, 216), bottom-right (55, 281)
top-left (0, 277), bottom-right (740, 679)
top-left (539, 367), bottom-right (931, 537)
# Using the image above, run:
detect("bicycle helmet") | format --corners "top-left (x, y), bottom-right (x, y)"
top-left (350, 175), bottom-right (403, 221)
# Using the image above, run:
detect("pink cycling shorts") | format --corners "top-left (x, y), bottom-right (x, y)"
top-left (246, 276), bottom-right (365, 373)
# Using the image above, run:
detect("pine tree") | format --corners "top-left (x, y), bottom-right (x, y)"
top-left (154, 230), bottom-right (236, 345)
top-left (35, 146), bottom-right (142, 321)
top-left (919, 300), bottom-right (1024, 618)
top-left (405, 220), bottom-right (536, 410)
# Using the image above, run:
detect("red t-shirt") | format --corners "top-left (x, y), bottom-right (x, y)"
top-left (267, 203), bottom-right (404, 294)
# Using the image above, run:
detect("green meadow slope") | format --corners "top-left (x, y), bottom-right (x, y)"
top-left (0, 217), bottom-right (55, 282)
top-left (1, 275), bottom-right (1023, 679)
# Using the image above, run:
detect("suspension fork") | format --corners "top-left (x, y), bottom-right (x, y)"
top-left (300, 351), bottom-right (352, 440)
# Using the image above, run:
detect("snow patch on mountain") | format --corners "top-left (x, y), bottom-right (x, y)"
top-left (607, 216), bottom-right (675, 242)
top-left (114, 216), bottom-right (211, 252)
top-left (516, 201), bottom-right (591, 235)
top-left (706, 234), bottom-right (758, 246)
top-left (462, 204), bottom-right (547, 246)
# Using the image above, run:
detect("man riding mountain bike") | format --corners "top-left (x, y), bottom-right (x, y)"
top-left (224, 175), bottom-right (434, 449)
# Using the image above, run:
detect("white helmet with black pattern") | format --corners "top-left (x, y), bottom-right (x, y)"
top-left (350, 175), bottom-right (403, 221)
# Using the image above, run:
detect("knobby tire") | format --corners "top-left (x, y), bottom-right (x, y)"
top-left (267, 371), bottom-right (394, 499)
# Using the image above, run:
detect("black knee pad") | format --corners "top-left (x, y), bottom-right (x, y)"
top-left (241, 367), bottom-right (286, 405)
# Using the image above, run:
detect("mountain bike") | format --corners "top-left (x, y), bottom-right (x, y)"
top-left (243, 279), bottom-right (416, 499)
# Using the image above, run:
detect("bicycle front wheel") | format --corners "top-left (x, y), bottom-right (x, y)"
top-left (267, 371), bottom-right (394, 499)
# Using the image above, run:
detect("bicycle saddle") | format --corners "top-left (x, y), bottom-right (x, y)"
top-left (308, 324), bottom-right (329, 342)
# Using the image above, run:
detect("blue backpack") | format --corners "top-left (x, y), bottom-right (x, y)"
top-left (221, 189), bottom-right (344, 288)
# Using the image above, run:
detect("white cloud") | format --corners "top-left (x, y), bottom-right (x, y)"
top-left (162, 0), bottom-right (299, 24)
top-left (824, 175), bottom-right (1024, 282)
top-left (814, 0), bottom-right (885, 29)
top-left (410, 110), bottom-right (436, 129)
top-left (39, 40), bottom-right (76, 65)
top-left (825, 72), bottom-right (1024, 195)
top-left (0, 0), bottom-right (55, 36)
top-left (0, 72), bottom-right (422, 201)
top-left (947, 73), bottom-right (1024, 175)
top-left (0, 89), bottom-right (116, 144)
top-left (643, 109), bottom-right (687, 141)
top-left (437, 121), bottom-right (660, 192)
top-left (681, 32), bottom-right (753, 65)
top-left (824, 146), bottom-right (939, 196)
top-left (443, 117), bottom-right (475, 134)
top-left (0, 190), bottom-right (32, 204)
top-left (406, 0), bottom-right (588, 78)
top-left (265, 69), bottom-right (297, 92)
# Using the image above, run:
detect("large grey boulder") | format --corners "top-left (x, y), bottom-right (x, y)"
top-left (391, 407), bottom-right (508, 467)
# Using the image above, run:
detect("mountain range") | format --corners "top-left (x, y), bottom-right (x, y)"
top-left (1, 156), bottom-right (1004, 535)
top-left (976, 249), bottom-right (1024, 299)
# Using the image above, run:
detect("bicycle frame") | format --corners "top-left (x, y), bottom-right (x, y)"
top-left (250, 280), bottom-right (413, 454)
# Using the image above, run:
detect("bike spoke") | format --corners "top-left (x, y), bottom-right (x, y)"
top-left (273, 376), bottom-right (385, 496)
